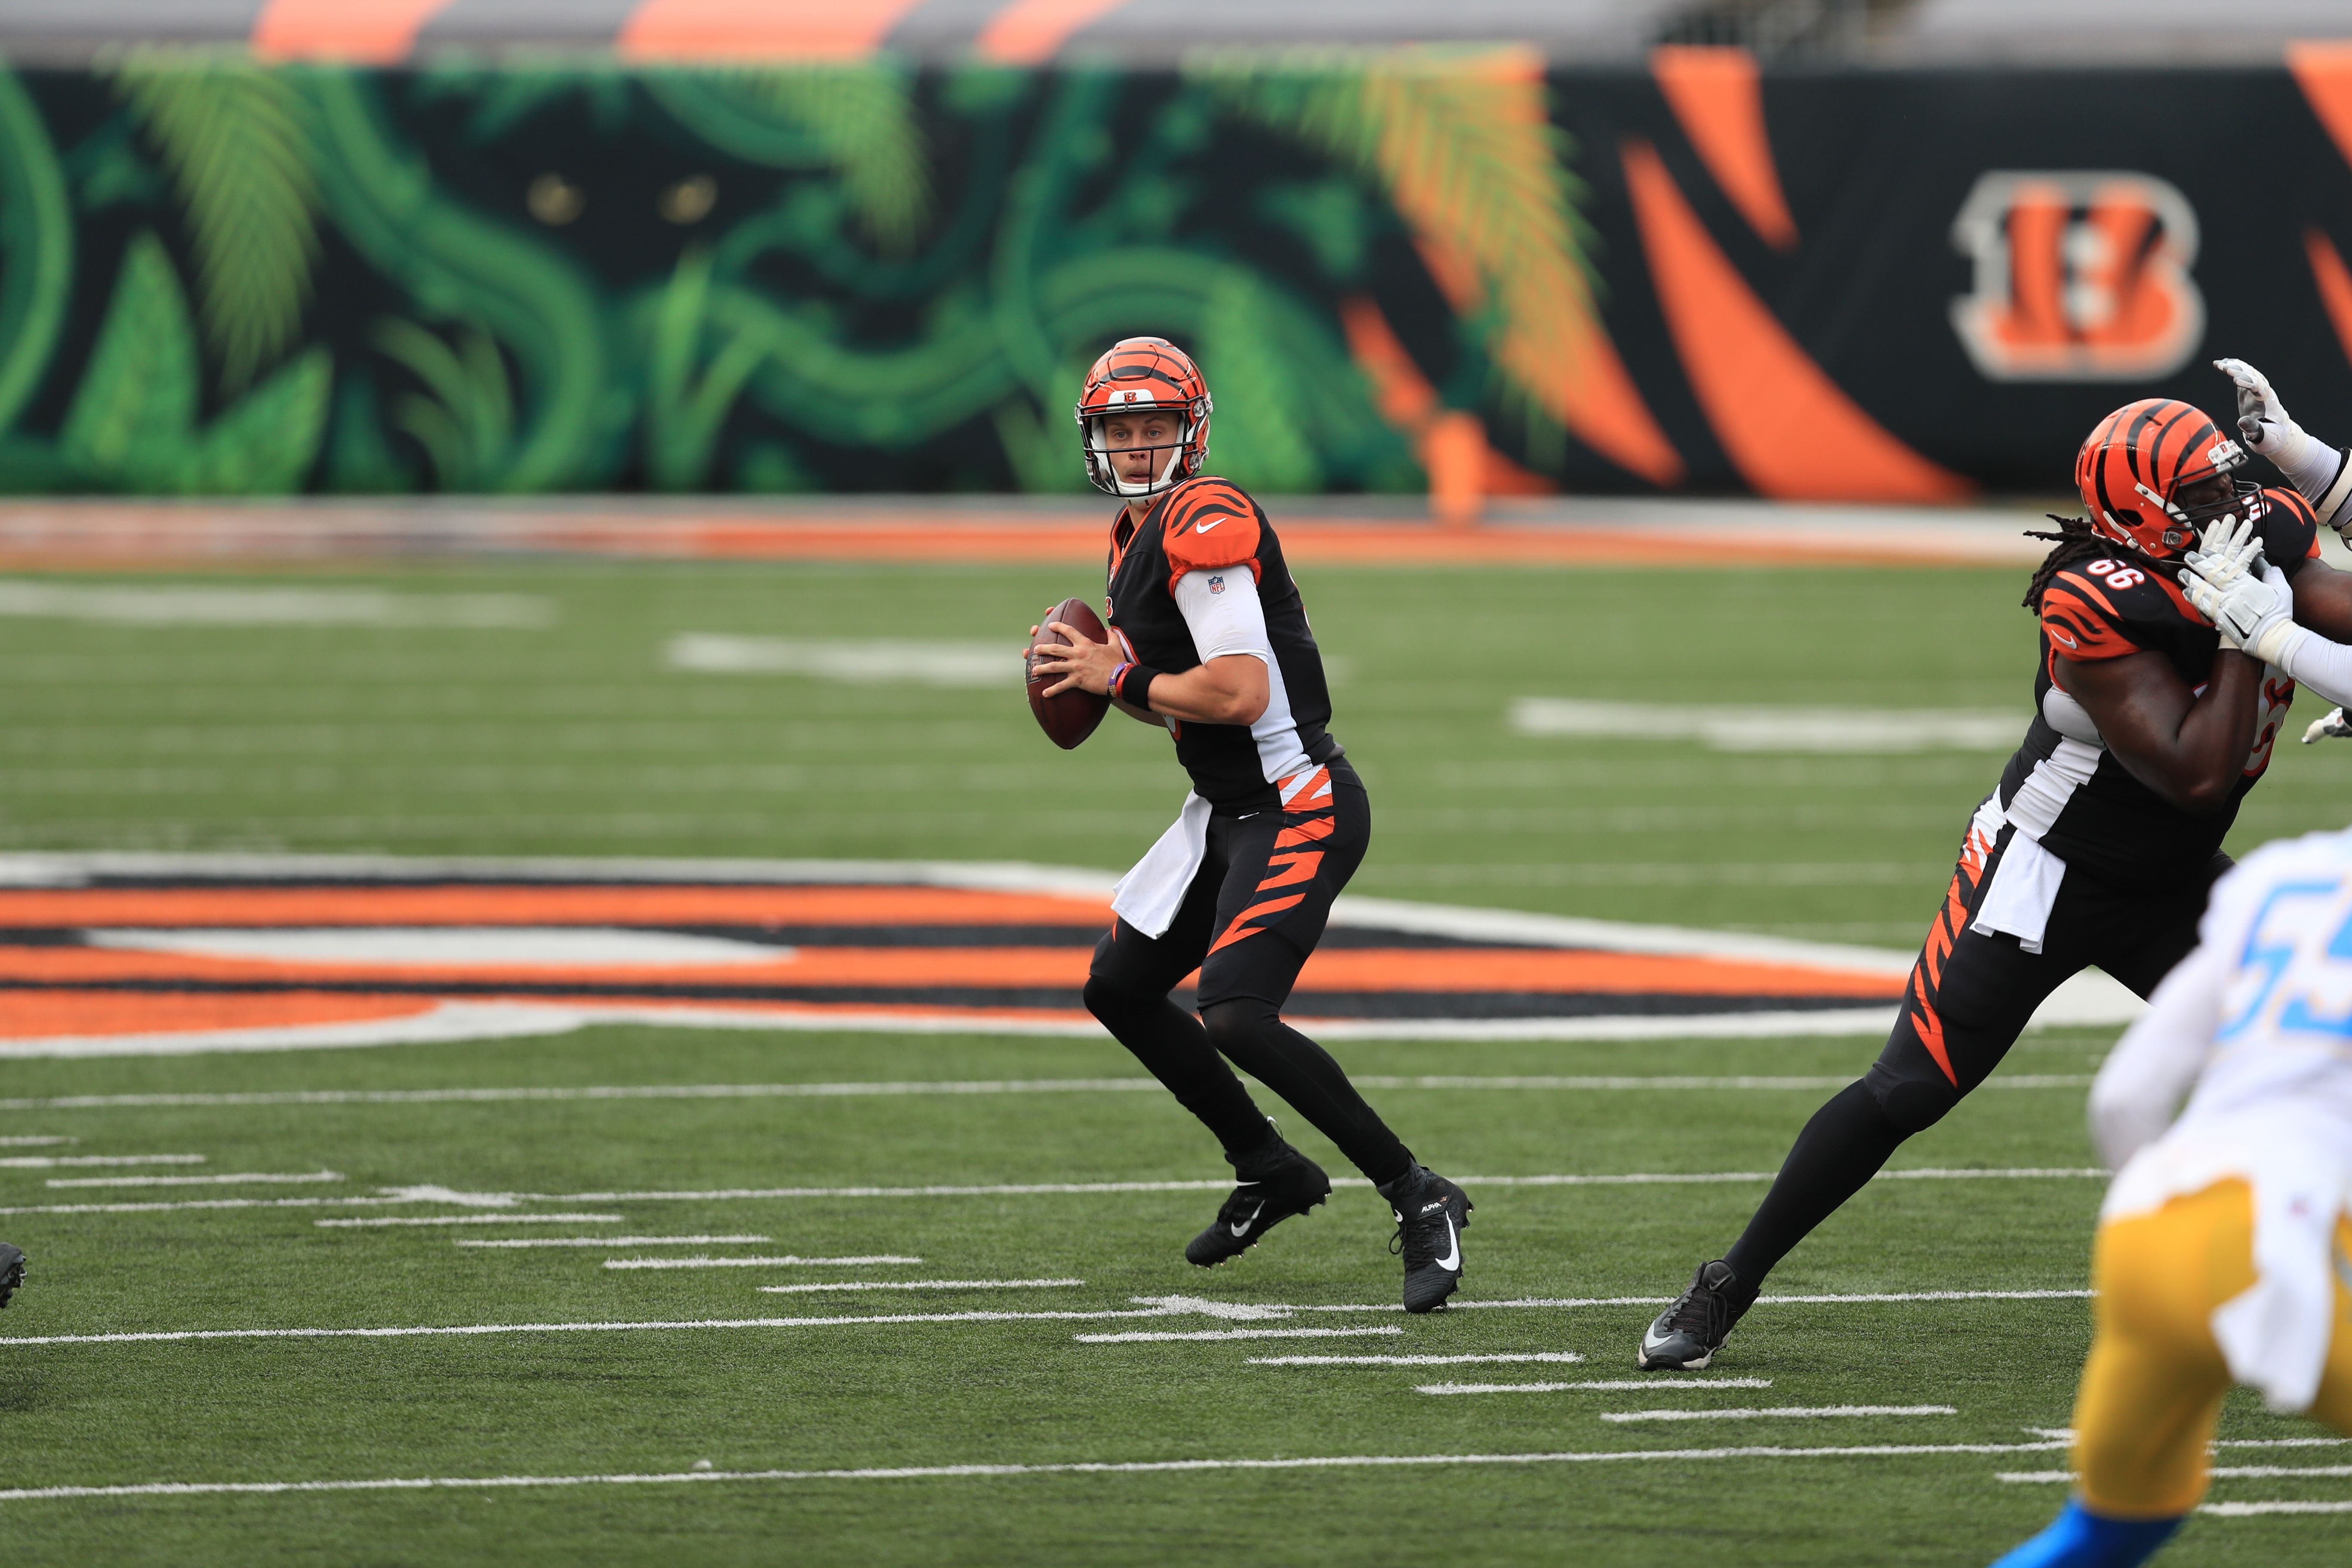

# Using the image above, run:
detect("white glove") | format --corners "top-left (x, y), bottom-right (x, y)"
top-left (2183, 557), bottom-right (2299, 662)
top-left (2214, 357), bottom-right (2320, 469)
top-left (2182, 514), bottom-right (2263, 595)
top-left (2303, 707), bottom-right (2352, 744)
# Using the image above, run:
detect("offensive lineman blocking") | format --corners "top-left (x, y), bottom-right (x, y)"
top-left (1029, 337), bottom-right (1473, 1312)
top-left (1640, 361), bottom-right (2352, 1371)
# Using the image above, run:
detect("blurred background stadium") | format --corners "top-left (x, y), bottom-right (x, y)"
top-left (6, 4), bottom-right (2352, 1564)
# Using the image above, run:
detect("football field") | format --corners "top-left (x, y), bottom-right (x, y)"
top-left (5, 551), bottom-right (2352, 1565)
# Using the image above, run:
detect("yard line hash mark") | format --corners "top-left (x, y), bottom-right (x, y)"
top-left (0, 1440), bottom-right (2084, 1504)
top-left (1419, 1380), bottom-right (1776, 1394)
top-left (459, 1235), bottom-right (769, 1248)
top-left (1074, 1328), bottom-right (1409, 1343)
top-left (42, 1170), bottom-right (341, 1189)
top-left (604, 1255), bottom-right (920, 1270)
top-left (1250, 1353), bottom-right (1588, 1367)
top-left (320, 1214), bottom-right (627, 1228)
top-left (754, 1279), bottom-right (1080, 1294)
top-left (0, 1155), bottom-right (204, 1168)
top-left (1601, 1406), bottom-right (1957, 1424)
top-left (0, 1137), bottom-right (76, 1148)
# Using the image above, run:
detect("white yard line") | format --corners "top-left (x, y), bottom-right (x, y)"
top-left (0, 1439), bottom-right (2082, 1504)
top-left (459, 1235), bottom-right (770, 1248)
top-left (1250, 1353), bottom-right (1589, 1367)
top-left (2020, 1432), bottom-right (2349, 1449)
top-left (0, 1136), bottom-right (74, 1147)
top-left (1419, 1379), bottom-right (1775, 1394)
top-left (0, 1075), bottom-right (2096, 1111)
top-left (2001, 1464), bottom-right (2352, 1483)
top-left (1602, 1406), bottom-right (1956, 1424)
top-left (0, 1308), bottom-right (1195, 1347)
top-left (603, 1255), bottom-right (920, 1270)
top-left (320, 1214), bottom-right (626, 1228)
top-left (43, 1171), bottom-right (342, 1189)
top-left (754, 1279), bottom-right (1081, 1294)
top-left (2202, 1501), bottom-right (2352, 1516)
top-left (0, 1155), bottom-right (204, 1168)
top-left (1074, 1328), bottom-right (1409, 1343)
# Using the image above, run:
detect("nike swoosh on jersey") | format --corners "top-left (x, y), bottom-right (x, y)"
top-left (2049, 626), bottom-right (2079, 649)
top-left (1195, 518), bottom-right (1224, 533)
top-left (1432, 1213), bottom-right (1460, 1272)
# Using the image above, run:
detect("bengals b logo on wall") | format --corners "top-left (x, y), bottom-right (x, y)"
top-left (1949, 172), bottom-right (2205, 381)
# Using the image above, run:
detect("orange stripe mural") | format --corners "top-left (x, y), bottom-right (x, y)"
top-left (1620, 138), bottom-right (1972, 504)
top-left (1650, 46), bottom-right (1798, 251)
top-left (616, 0), bottom-right (928, 61)
top-left (251, 0), bottom-right (456, 62)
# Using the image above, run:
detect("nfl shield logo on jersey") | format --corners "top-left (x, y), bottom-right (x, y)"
top-left (1207, 574), bottom-right (1225, 594)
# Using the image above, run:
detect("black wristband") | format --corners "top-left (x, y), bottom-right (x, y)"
top-left (1118, 664), bottom-right (1163, 708)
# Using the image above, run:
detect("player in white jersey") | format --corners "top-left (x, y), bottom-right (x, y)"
top-left (1991, 827), bottom-right (2352, 1567)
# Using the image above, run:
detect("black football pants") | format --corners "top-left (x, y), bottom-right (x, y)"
top-left (1082, 760), bottom-right (1416, 1188)
top-left (1721, 814), bottom-right (2225, 1289)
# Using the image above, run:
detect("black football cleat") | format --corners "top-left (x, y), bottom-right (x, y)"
top-left (1638, 1259), bottom-right (1755, 1370)
top-left (0, 1243), bottom-right (24, 1310)
top-left (1185, 1140), bottom-right (1332, 1268)
top-left (1382, 1166), bottom-right (1472, 1313)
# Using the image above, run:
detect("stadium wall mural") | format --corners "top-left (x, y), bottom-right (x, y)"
top-left (3, 48), bottom-right (2352, 501)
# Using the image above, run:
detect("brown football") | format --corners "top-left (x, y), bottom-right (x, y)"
top-left (1027, 597), bottom-right (1112, 750)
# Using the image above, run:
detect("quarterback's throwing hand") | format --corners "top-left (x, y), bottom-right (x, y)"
top-left (1030, 619), bottom-right (1120, 698)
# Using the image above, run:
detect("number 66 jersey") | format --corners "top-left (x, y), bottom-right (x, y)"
top-left (2010, 487), bottom-right (2322, 893)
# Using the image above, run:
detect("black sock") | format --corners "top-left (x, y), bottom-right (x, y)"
top-left (1199, 998), bottom-right (1415, 1188)
top-left (1082, 982), bottom-right (1275, 1162)
top-left (1722, 1080), bottom-right (1911, 1288)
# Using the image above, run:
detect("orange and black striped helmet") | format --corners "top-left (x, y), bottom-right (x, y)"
top-left (1074, 337), bottom-right (1213, 498)
top-left (2074, 398), bottom-right (2251, 558)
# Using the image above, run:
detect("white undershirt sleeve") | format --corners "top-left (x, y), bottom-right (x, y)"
top-left (2258, 420), bottom-right (2352, 533)
top-left (1173, 567), bottom-right (1273, 667)
top-left (2087, 937), bottom-right (2224, 1170)
top-left (2258, 622), bottom-right (2352, 710)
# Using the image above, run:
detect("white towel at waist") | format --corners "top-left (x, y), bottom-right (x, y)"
top-left (2104, 1104), bottom-right (2352, 1414)
top-left (1968, 796), bottom-right (2067, 955)
top-left (1111, 792), bottom-right (1213, 938)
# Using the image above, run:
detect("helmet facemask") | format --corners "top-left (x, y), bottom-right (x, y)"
top-left (1081, 407), bottom-right (1202, 499)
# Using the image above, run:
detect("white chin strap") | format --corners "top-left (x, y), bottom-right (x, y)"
top-left (1090, 420), bottom-right (1188, 497)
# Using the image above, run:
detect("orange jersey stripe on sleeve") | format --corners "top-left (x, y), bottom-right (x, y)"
top-left (1161, 480), bottom-right (1264, 589)
top-left (2040, 579), bottom-right (2144, 660)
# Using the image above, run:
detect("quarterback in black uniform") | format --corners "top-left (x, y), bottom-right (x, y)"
top-left (1030, 336), bottom-right (1472, 1313)
top-left (1640, 362), bottom-right (2352, 1371)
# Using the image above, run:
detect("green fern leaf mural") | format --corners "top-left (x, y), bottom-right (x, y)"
top-left (115, 53), bottom-right (323, 392)
top-left (647, 68), bottom-right (931, 253)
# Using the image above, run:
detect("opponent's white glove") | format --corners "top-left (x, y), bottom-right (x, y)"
top-left (2182, 513), bottom-right (2263, 595)
top-left (2214, 357), bottom-right (2321, 470)
top-left (2303, 706), bottom-right (2352, 744)
top-left (2183, 556), bottom-right (2299, 664)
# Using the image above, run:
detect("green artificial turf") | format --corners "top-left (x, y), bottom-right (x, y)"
top-left (3, 557), bottom-right (2350, 1565)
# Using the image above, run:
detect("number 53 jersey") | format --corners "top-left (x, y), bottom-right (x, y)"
top-left (2005, 487), bottom-right (2321, 893)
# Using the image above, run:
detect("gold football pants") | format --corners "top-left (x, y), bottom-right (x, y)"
top-left (2071, 1178), bottom-right (2352, 1518)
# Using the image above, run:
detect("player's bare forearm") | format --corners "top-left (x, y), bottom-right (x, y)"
top-left (2290, 557), bottom-right (2352, 643)
top-left (2055, 648), bottom-right (2261, 815)
top-left (1142, 655), bottom-right (1269, 726)
top-left (1110, 693), bottom-right (1164, 726)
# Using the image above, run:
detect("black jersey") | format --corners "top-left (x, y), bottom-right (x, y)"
top-left (1997, 487), bottom-right (2320, 891)
top-left (1105, 477), bottom-right (1343, 812)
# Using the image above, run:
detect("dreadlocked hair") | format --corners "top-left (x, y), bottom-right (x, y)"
top-left (2021, 516), bottom-right (2176, 612)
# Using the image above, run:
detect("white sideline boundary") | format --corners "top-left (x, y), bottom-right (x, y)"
top-left (0, 1439), bottom-right (2083, 1504)
top-left (1600, 1405), bottom-right (1957, 1424)
top-left (0, 1074), bottom-right (2098, 1112)
top-left (1421, 1379), bottom-right (1776, 1394)
top-left (602, 1255), bottom-right (920, 1270)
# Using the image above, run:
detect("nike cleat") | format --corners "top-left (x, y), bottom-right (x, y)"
top-left (0, 1243), bottom-right (24, 1309)
top-left (1638, 1259), bottom-right (1755, 1370)
top-left (1383, 1166), bottom-right (1471, 1313)
top-left (1185, 1142), bottom-right (1332, 1268)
